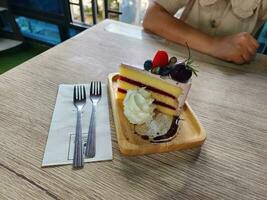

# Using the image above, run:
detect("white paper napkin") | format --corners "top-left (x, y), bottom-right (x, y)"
top-left (42, 84), bottom-right (112, 167)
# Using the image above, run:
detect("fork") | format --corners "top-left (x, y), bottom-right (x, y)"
top-left (73, 85), bottom-right (86, 168)
top-left (85, 81), bottom-right (102, 158)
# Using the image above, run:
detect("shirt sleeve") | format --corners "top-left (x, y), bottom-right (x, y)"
top-left (154, 0), bottom-right (188, 15)
top-left (259, 0), bottom-right (267, 21)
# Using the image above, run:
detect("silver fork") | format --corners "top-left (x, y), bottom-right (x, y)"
top-left (85, 81), bottom-right (102, 158)
top-left (73, 85), bottom-right (86, 168)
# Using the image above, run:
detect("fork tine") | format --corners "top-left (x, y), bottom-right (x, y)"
top-left (95, 82), bottom-right (98, 95)
top-left (76, 85), bottom-right (78, 99)
top-left (94, 81), bottom-right (97, 95)
top-left (96, 81), bottom-right (100, 95)
top-left (78, 85), bottom-right (81, 100)
top-left (78, 85), bottom-right (80, 100)
top-left (92, 82), bottom-right (94, 95)
top-left (80, 85), bottom-right (83, 100)
top-left (83, 85), bottom-right (86, 100)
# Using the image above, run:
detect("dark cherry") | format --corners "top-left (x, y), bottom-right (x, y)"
top-left (170, 63), bottom-right (192, 83)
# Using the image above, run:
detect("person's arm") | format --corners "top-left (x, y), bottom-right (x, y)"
top-left (143, 2), bottom-right (259, 64)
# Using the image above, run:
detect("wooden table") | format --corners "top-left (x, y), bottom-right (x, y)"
top-left (0, 20), bottom-right (266, 200)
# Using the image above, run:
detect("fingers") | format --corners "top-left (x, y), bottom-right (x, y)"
top-left (214, 32), bottom-right (259, 64)
top-left (234, 48), bottom-right (252, 64)
top-left (246, 45), bottom-right (257, 55)
top-left (241, 51), bottom-right (251, 63)
top-left (246, 35), bottom-right (258, 57)
top-left (241, 45), bottom-right (256, 63)
top-left (247, 33), bottom-right (259, 49)
top-left (234, 57), bottom-right (246, 65)
top-left (247, 41), bottom-right (258, 63)
top-left (239, 32), bottom-right (258, 63)
top-left (235, 50), bottom-right (254, 64)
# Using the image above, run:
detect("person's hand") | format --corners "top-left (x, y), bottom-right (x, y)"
top-left (211, 32), bottom-right (259, 64)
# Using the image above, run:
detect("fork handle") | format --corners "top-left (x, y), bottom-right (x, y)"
top-left (85, 105), bottom-right (96, 158)
top-left (73, 111), bottom-right (84, 168)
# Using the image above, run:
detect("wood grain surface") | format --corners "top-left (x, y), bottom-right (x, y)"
top-left (0, 20), bottom-right (266, 200)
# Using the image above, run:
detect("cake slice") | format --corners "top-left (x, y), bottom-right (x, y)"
top-left (117, 63), bottom-right (191, 116)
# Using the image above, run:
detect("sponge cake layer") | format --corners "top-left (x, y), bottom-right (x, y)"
top-left (118, 64), bottom-right (184, 116)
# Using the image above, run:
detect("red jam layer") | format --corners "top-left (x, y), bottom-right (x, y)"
top-left (118, 75), bottom-right (176, 100)
top-left (117, 88), bottom-right (176, 111)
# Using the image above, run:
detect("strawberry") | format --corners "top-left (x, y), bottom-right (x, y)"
top-left (152, 50), bottom-right (169, 68)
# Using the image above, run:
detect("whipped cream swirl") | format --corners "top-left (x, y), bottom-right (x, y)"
top-left (123, 88), bottom-right (156, 125)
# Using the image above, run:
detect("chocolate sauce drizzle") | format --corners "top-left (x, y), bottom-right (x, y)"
top-left (135, 117), bottom-right (181, 143)
top-left (151, 116), bottom-right (180, 143)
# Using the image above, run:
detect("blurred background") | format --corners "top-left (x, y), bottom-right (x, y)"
top-left (0, 0), bottom-right (266, 74)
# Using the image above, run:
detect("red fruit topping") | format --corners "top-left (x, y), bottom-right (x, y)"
top-left (152, 50), bottom-right (169, 68)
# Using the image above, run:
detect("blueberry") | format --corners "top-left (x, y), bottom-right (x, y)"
top-left (159, 67), bottom-right (172, 76)
top-left (144, 60), bottom-right (153, 71)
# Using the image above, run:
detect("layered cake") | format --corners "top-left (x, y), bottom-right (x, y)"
top-left (117, 50), bottom-right (197, 143)
top-left (117, 64), bottom-right (191, 116)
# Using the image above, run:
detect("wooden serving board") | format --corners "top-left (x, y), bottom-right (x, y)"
top-left (108, 73), bottom-right (206, 156)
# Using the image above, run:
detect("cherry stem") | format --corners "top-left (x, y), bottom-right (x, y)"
top-left (185, 42), bottom-right (191, 61)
